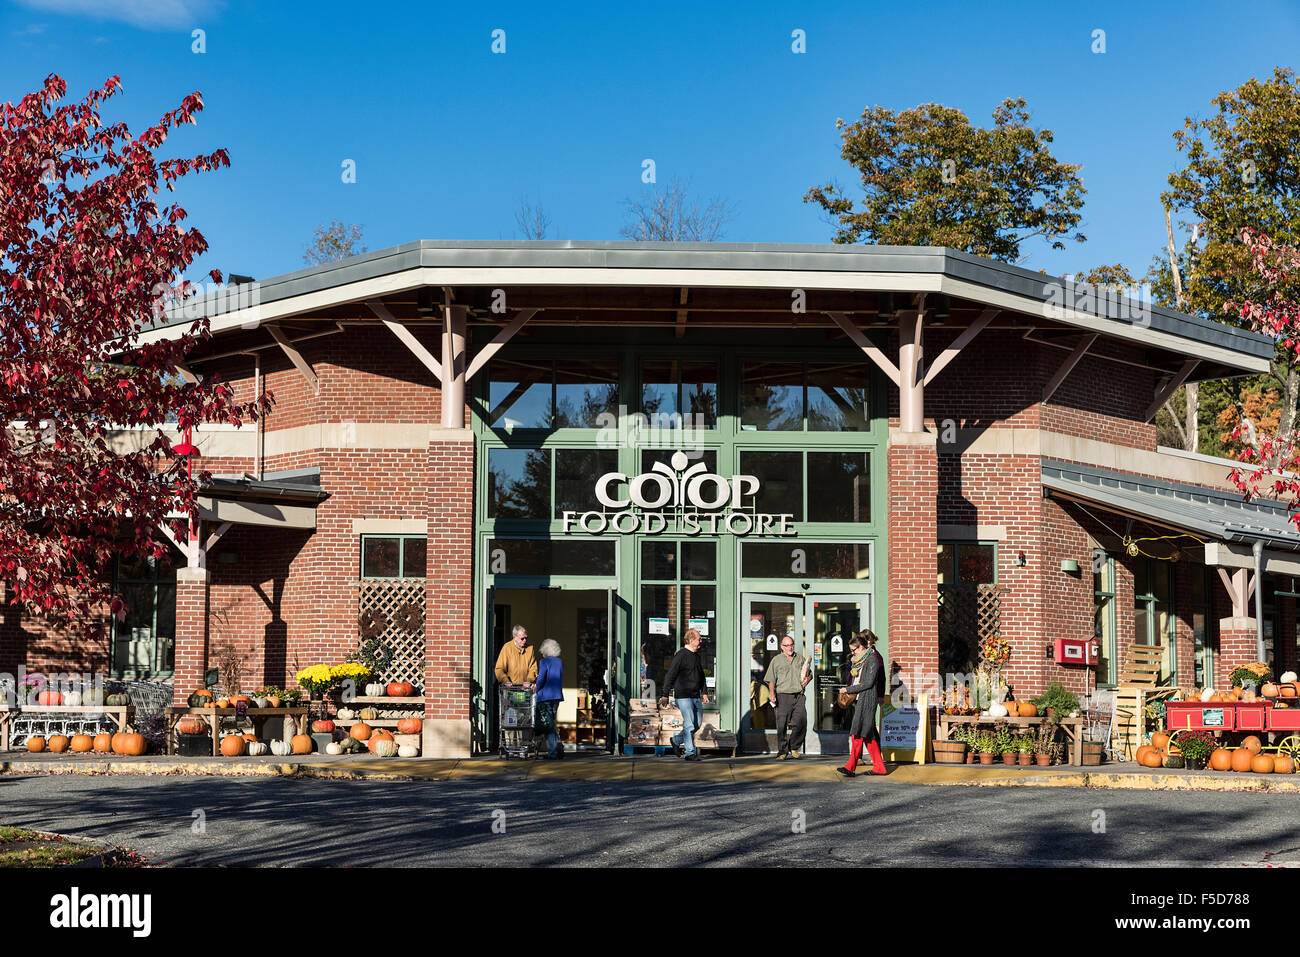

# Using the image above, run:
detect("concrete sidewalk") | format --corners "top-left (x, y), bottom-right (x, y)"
top-left (3, 752), bottom-right (1300, 792)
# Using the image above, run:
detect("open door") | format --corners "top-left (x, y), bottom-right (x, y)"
top-left (606, 587), bottom-right (617, 753)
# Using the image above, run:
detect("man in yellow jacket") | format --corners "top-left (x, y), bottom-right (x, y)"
top-left (494, 623), bottom-right (538, 687)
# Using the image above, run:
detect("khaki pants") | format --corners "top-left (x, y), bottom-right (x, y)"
top-left (774, 692), bottom-right (807, 754)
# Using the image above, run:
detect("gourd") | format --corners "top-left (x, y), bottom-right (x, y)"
top-left (1200, 687), bottom-right (1217, 702)
top-left (64, 691), bottom-right (83, 707)
top-left (107, 693), bottom-right (131, 707)
top-left (265, 695), bottom-right (282, 708)
top-left (177, 717), bottom-right (207, 736)
top-left (187, 691), bottom-right (211, 707)
top-left (1162, 753), bottom-right (1185, 769)
top-left (1282, 671), bottom-right (1299, 684)
top-left (325, 742), bottom-right (343, 755)
top-left (117, 732), bottom-right (146, 755)
top-left (397, 718), bottom-right (423, 735)
top-left (70, 734), bottom-right (94, 753)
top-left (220, 735), bottom-right (246, 757)
top-left (339, 736), bottom-right (365, 754)
top-left (397, 744), bottom-right (418, 758)
top-left (269, 739), bottom-right (292, 757)
top-left (350, 722), bottom-right (373, 741)
top-left (387, 681), bottom-right (414, 698)
top-left (987, 702), bottom-right (1008, 718)
top-left (371, 739), bottom-right (399, 758)
top-left (359, 707), bottom-right (379, 721)
top-left (1135, 744), bottom-right (1155, 764)
top-left (1251, 753), bottom-right (1274, 773)
top-left (26, 736), bottom-right (45, 752)
top-left (93, 732), bottom-right (113, 753)
top-left (48, 734), bottom-right (70, 753)
top-left (367, 730), bottom-right (394, 754)
top-left (365, 683), bottom-right (385, 697)
top-left (337, 708), bottom-right (357, 721)
top-left (246, 741), bottom-right (269, 757)
top-left (312, 720), bottom-right (336, 733)
top-left (291, 734), bottom-right (313, 754)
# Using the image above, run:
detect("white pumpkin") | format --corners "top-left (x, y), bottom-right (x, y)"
top-left (398, 744), bottom-right (418, 758)
top-left (246, 741), bottom-right (269, 756)
top-left (337, 708), bottom-right (357, 721)
top-left (325, 742), bottom-right (343, 755)
top-left (372, 739), bottom-right (399, 758)
top-left (1200, 687), bottom-right (1217, 702)
top-left (81, 689), bottom-right (105, 706)
top-left (269, 739), bottom-right (292, 756)
top-left (364, 683), bottom-right (385, 698)
top-left (64, 690), bottom-right (82, 706)
top-left (253, 696), bottom-right (269, 708)
top-left (987, 702), bottom-right (1009, 718)
top-left (1282, 671), bottom-right (1298, 684)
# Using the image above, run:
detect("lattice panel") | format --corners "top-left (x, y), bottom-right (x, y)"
top-left (938, 584), bottom-right (1006, 674)
top-left (358, 578), bottom-right (426, 691)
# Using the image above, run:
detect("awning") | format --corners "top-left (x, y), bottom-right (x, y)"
top-left (198, 468), bottom-right (327, 531)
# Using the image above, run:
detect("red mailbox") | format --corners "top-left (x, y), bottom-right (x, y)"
top-left (1053, 638), bottom-right (1097, 666)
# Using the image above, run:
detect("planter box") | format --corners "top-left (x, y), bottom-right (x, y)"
top-left (1081, 741), bottom-right (1105, 766)
top-left (176, 733), bottom-right (211, 757)
top-left (932, 739), bottom-right (966, 764)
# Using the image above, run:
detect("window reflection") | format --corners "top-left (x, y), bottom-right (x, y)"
top-left (488, 448), bottom-right (551, 519)
top-left (740, 361), bottom-right (802, 430)
top-left (488, 359), bottom-right (552, 429)
top-left (739, 450), bottom-right (803, 519)
top-left (808, 363), bottom-right (869, 431)
top-left (808, 452), bottom-right (870, 523)
top-left (554, 359), bottom-right (619, 428)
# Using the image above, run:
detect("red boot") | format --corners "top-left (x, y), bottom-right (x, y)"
top-left (838, 736), bottom-right (863, 776)
top-left (867, 738), bottom-right (887, 775)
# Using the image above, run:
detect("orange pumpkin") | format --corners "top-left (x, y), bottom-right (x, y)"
top-left (1210, 748), bottom-right (1233, 771)
top-left (1251, 753), bottom-right (1274, 773)
top-left (1263, 683), bottom-right (1280, 698)
top-left (1018, 703), bottom-right (1037, 718)
top-left (48, 734), bottom-right (70, 754)
top-left (215, 698), bottom-right (231, 709)
top-left (92, 732), bottom-right (112, 753)
top-left (1135, 744), bottom-right (1155, 764)
top-left (1005, 701), bottom-right (1020, 717)
top-left (350, 722), bottom-right (373, 741)
top-left (111, 731), bottom-right (126, 754)
top-left (387, 681), bottom-right (414, 698)
top-left (1151, 732), bottom-right (1170, 751)
top-left (1274, 754), bottom-right (1295, 774)
top-left (26, 736), bottom-right (45, 752)
top-left (291, 734), bottom-right (313, 754)
top-left (1231, 748), bottom-right (1255, 772)
top-left (117, 732), bottom-right (146, 756)
top-left (1283, 685), bottom-right (1298, 698)
top-left (220, 735), bottom-right (246, 757)
top-left (265, 695), bottom-right (281, 708)
top-left (367, 730), bottom-right (395, 753)
top-left (1139, 749), bottom-right (1164, 768)
top-left (1241, 735), bottom-right (1263, 753)
top-left (69, 734), bottom-right (94, 753)
top-left (397, 718), bottom-right (423, 735)
top-left (230, 695), bottom-right (251, 708)
top-left (177, 717), bottom-right (207, 736)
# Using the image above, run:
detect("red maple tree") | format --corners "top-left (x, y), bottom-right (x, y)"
top-left (1, 74), bottom-right (267, 638)
top-left (1227, 229), bottom-right (1300, 527)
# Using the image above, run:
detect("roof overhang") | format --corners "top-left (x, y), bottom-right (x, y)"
top-left (197, 471), bottom-right (327, 531)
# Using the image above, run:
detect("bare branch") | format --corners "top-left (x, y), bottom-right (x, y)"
top-left (620, 177), bottom-right (735, 242)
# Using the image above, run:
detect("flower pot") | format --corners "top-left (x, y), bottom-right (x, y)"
top-left (1017, 752), bottom-right (1032, 766)
top-left (1035, 754), bottom-right (1051, 766)
top-left (932, 739), bottom-right (967, 764)
top-left (965, 752), bottom-right (975, 764)
top-left (1185, 757), bottom-right (1205, 771)
top-left (978, 753), bottom-right (994, 765)
top-left (1001, 752), bottom-right (1016, 765)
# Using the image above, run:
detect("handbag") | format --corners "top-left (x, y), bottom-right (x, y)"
top-left (837, 689), bottom-right (857, 709)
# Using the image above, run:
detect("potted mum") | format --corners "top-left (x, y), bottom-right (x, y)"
top-left (1173, 729), bottom-right (1216, 771)
top-left (1016, 734), bottom-right (1034, 766)
top-left (974, 731), bottom-right (996, 765)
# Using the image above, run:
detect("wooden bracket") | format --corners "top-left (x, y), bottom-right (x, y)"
top-left (267, 324), bottom-right (319, 394)
top-left (367, 300), bottom-right (442, 384)
top-left (825, 311), bottom-right (900, 386)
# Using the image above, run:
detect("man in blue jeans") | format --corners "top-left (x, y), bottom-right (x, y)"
top-left (662, 628), bottom-right (710, 761)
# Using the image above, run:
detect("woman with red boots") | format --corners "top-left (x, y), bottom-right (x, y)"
top-left (837, 630), bottom-right (887, 777)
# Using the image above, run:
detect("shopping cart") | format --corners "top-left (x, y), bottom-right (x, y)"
top-left (498, 683), bottom-right (539, 759)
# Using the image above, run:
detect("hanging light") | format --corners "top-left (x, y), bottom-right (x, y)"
top-left (171, 426), bottom-right (199, 459)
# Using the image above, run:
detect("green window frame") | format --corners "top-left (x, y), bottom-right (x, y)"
top-left (360, 535), bottom-right (428, 579)
top-left (1133, 558), bottom-right (1176, 684)
top-left (110, 550), bottom-right (180, 680)
top-left (1094, 551), bottom-right (1118, 688)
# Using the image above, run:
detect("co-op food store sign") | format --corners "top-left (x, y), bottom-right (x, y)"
top-left (560, 451), bottom-right (795, 537)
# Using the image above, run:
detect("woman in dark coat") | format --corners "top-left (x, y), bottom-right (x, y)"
top-left (838, 630), bottom-right (887, 776)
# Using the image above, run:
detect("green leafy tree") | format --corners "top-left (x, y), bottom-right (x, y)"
top-left (804, 98), bottom-right (1086, 263)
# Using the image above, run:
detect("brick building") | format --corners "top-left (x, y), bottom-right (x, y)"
top-left (4, 241), bottom-right (1297, 757)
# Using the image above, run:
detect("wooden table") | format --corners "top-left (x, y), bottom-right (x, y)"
top-left (164, 706), bottom-right (309, 756)
top-left (335, 696), bottom-right (424, 729)
top-left (936, 714), bottom-right (1087, 766)
top-left (2, 704), bottom-right (134, 750)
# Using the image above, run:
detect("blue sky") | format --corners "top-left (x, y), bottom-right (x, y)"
top-left (3, 0), bottom-right (1299, 285)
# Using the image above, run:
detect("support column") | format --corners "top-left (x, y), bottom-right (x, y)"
top-left (441, 304), bottom-right (468, 429)
top-left (888, 429), bottom-right (940, 688)
top-left (422, 429), bottom-right (475, 757)
top-left (1217, 617), bottom-right (1258, 690)
top-left (172, 567), bottom-right (210, 705)
top-left (898, 308), bottom-right (925, 434)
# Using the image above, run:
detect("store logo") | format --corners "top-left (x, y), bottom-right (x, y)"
top-left (562, 450), bottom-right (795, 537)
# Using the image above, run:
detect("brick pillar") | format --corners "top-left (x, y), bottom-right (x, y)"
top-left (1217, 617), bottom-right (1258, 689)
top-left (888, 430), bottom-right (939, 691)
top-left (173, 567), bottom-right (210, 705)
top-left (423, 429), bottom-right (474, 757)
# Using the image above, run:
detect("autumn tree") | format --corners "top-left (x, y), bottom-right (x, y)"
top-left (0, 74), bottom-right (266, 637)
top-left (303, 220), bottom-right (365, 266)
top-left (515, 198), bottom-right (552, 240)
top-left (621, 177), bottom-right (735, 242)
top-left (804, 98), bottom-right (1086, 263)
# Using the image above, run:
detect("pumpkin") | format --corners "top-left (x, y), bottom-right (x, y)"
top-left (325, 742), bottom-right (343, 755)
top-left (1283, 685), bottom-right (1298, 698)
top-left (397, 718), bottom-right (423, 735)
top-left (1274, 754), bottom-right (1295, 774)
top-left (1005, 701), bottom-right (1020, 717)
top-left (81, 689), bottom-right (105, 706)
top-left (230, 695), bottom-right (251, 709)
top-left (359, 707), bottom-right (379, 721)
top-left (1135, 745), bottom-right (1155, 764)
top-left (387, 681), bottom-right (415, 698)
top-left (111, 732), bottom-right (126, 753)
top-left (1251, 753), bottom-right (1274, 773)
top-left (291, 734), bottom-right (313, 754)
top-left (1139, 749), bottom-right (1163, 768)
top-left (339, 736), bottom-right (365, 754)
top-left (1018, 703), bottom-right (1037, 718)
top-left (1210, 748), bottom-right (1233, 771)
top-left (312, 720), bottom-right (335, 733)
top-left (269, 739), bottom-right (292, 756)
top-left (265, 695), bottom-right (281, 708)
top-left (47, 734), bottom-right (69, 753)
top-left (1231, 748), bottom-right (1255, 772)
top-left (92, 732), bottom-right (112, 753)
top-left (372, 739), bottom-right (399, 758)
top-left (987, 702), bottom-right (1008, 718)
top-left (242, 733), bottom-right (258, 743)
top-left (398, 744), bottom-right (419, 758)
top-left (177, 717), bottom-right (207, 736)
top-left (215, 698), bottom-right (231, 709)
top-left (37, 690), bottom-right (63, 706)
top-left (64, 691), bottom-right (83, 707)
top-left (1200, 687), bottom-right (1217, 702)
top-left (367, 730), bottom-right (394, 754)
top-left (337, 708), bottom-right (356, 721)
top-left (107, 692), bottom-right (132, 707)
top-left (117, 732), bottom-right (146, 756)
top-left (1263, 682), bottom-right (1280, 698)
top-left (69, 734), bottom-right (94, 753)
top-left (365, 683), bottom-right (385, 697)
top-left (246, 741), bottom-right (269, 757)
top-left (187, 691), bottom-right (211, 707)
top-left (1241, 735), bottom-right (1263, 753)
top-left (26, 736), bottom-right (45, 752)
top-left (1151, 732), bottom-right (1170, 751)
top-left (220, 735), bottom-right (246, 757)
top-left (350, 722), bottom-right (373, 741)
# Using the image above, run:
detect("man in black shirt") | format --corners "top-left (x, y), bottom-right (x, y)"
top-left (662, 628), bottom-right (710, 761)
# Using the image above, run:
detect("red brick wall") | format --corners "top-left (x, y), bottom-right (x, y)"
top-left (888, 435), bottom-right (939, 689)
top-left (425, 439), bottom-right (474, 722)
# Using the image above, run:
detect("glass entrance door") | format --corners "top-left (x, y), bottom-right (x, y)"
top-left (740, 594), bottom-right (805, 748)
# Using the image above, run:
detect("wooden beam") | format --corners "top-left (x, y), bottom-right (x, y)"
top-left (825, 311), bottom-right (900, 386)
top-left (175, 363), bottom-right (201, 384)
top-left (1143, 359), bottom-right (1198, 422)
top-left (922, 308), bottom-right (997, 386)
top-left (266, 324), bottom-right (318, 394)
top-left (1041, 333), bottom-right (1098, 403)
top-left (156, 521), bottom-right (195, 568)
top-left (465, 308), bottom-right (539, 382)
top-left (204, 521), bottom-right (232, 554)
top-left (675, 287), bottom-right (689, 339)
top-left (367, 300), bottom-right (441, 384)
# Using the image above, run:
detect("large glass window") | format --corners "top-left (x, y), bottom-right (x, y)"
top-left (738, 450), bottom-right (803, 519)
top-left (486, 538), bottom-right (616, 577)
top-left (640, 541), bottom-right (719, 697)
top-left (807, 452), bottom-right (871, 523)
top-left (937, 543), bottom-right (996, 584)
top-left (1094, 551), bottom-right (1117, 687)
top-left (1134, 558), bottom-right (1175, 684)
top-left (807, 363), bottom-right (870, 431)
top-left (487, 359), bottom-right (552, 429)
top-left (554, 359), bottom-right (620, 428)
top-left (741, 360), bottom-right (869, 431)
top-left (1187, 565), bottom-right (1216, 689)
top-left (112, 550), bottom-right (179, 678)
top-left (554, 448), bottom-right (618, 516)
top-left (487, 448), bottom-right (551, 519)
top-left (487, 358), bottom-right (619, 430)
top-left (640, 359), bottom-right (718, 428)
top-left (741, 542), bottom-right (870, 580)
top-left (740, 361), bottom-right (803, 431)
